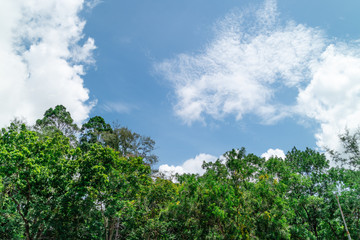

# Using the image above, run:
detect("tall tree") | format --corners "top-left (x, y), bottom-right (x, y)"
top-left (161, 148), bottom-right (291, 239)
top-left (79, 116), bottom-right (113, 151)
top-left (327, 129), bottom-right (360, 239)
top-left (34, 105), bottom-right (79, 145)
top-left (0, 122), bottom-right (76, 239)
top-left (75, 144), bottom-right (152, 239)
top-left (80, 118), bottom-right (158, 165)
top-left (103, 125), bottom-right (158, 165)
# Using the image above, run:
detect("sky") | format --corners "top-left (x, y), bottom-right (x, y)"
top-left (2, 0), bottom-right (360, 175)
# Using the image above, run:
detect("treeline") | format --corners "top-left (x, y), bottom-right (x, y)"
top-left (0, 105), bottom-right (359, 239)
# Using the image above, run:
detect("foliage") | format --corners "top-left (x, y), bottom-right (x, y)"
top-left (327, 129), bottom-right (360, 239)
top-left (79, 116), bottom-right (113, 151)
top-left (102, 125), bottom-right (158, 166)
top-left (0, 122), bottom-right (75, 239)
top-left (1, 106), bottom-right (360, 239)
top-left (155, 149), bottom-right (291, 239)
top-left (35, 105), bottom-right (79, 145)
top-left (80, 117), bottom-right (158, 166)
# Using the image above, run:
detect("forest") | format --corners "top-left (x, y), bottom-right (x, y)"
top-left (0, 105), bottom-right (359, 239)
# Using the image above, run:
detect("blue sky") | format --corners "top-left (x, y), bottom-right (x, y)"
top-left (2, 0), bottom-right (360, 173)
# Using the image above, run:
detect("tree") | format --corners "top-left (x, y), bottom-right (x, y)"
top-left (79, 116), bottom-right (112, 151)
top-left (129, 177), bottom-right (178, 239)
top-left (75, 144), bottom-right (152, 239)
top-left (103, 125), bottom-right (158, 165)
top-left (161, 148), bottom-right (291, 239)
top-left (280, 148), bottom-right (332, 239)
top-left (0, 118), bottom-right (157, 239)
top-left (327, 129), bottom-right (360, 239)
top-left (0, 122), bottom-right (76, 239)
top-left (34, 105), bottom-right (79, 145)
top-left (80, 118), bottom-right (158, 166)
top-left (8, 105), bottom-right (360, 238)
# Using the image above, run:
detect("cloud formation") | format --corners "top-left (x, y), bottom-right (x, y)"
top-left (156, 0), bottom-right (360, 152)
top-left (261, 148), bottom-right (285, 160)
top-left (156, 0), bottom-right (324, 125)
top-left (159, 148), bottom-right (285, 180)
top-left (297, 44), bottom-right (360, 151)
top-left (0, 0), bottom-right (96, 127)
top-left (158, 153), bottom-right (218, 179)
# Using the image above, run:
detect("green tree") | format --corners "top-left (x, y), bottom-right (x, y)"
top-left (75, 144), bottom-right (152, 239)
top-left (161, 148), bottom-right (290, 239)
top-left (35, 105), bottom-right (79, 145)
top-left (103, 125), bottom-right (158, 165)
top-left (79, 116), bottom-right (112, 151)
top-left (80, 117), bottom-right (158, 166)
top-left (131, 177), bottom-right (178, 239)
top-left (327, 129), bottom-right (360, 239)
top-left (0, 122), bottom-right (76, 239)
top-left (265, 147), bottom-right (350, 239)
top-left (0, 117), bottom-right (158, 239)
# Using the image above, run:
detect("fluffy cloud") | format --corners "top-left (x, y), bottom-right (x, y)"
top-left (159, 148), bottom-right (287, 180)
top-left (156, 0), bottom-right (360, 153)
top-left (297, 44), bottom-right (360, 151)
top-left (261, 148), bottom-right (285, 160)
top-left (0, 0), bottom-right (97, 127)
top-left (155, 0), bottom-right (324, 125)
top-left (158, 153), bottom-right (218, 180)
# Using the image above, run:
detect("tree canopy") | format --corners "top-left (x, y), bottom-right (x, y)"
top-left (0, 105), bottom-right (359, 239)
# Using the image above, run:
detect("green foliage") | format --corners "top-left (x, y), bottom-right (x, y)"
top-left (2, 106), bottom-right (360, 239)
top-left (103, 126), bottom-right (158, 165)
top-left (79, 116), bottom-right (113, 151)
top-left (80, 118), bottom-right (158, 165)
top-left (327, 129), bottom-right (360, 239)
top-left (158, 149), bottom-right (291, 239)
top-left (0, 118), bottom-right (154, 239)
top-left (75, 144), bottom-right (152, 239)
top-left (35, 105), bottom-right (79, 144)
top-left (0, 122), bottom-right (75, 239)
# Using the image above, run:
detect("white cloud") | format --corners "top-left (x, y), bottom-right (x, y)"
top-left (85, 0), bottom-right (103, 9)
top-left (159, 149), bottom-right (287, 181)
top-left (155, 0), bottom-right (325, 125)
top-left (261, 148), bottom-right (285, 160)
top-left (155, 0), bottom-right (360, 154)
top-left (0, 0), bottom-right (96, 127)
top-left (158, 165), bottom-right (184, 181)
top-left (158, 153), bottom-right (218, 180)
top-left (102, 102), bottom-right (135, 114)
top-left (297, 44), bottom-right (360, 151)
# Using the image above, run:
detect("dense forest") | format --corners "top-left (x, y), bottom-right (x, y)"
top-left (0, 105), bottom-right (359, 239)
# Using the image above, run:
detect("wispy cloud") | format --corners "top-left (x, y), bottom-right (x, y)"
top-left (85, 0), bottom-right (103, 9)
top-left (102, 101), bottom-right (135, 114)
top-left (156, 0), bottom-right (360, 153)
top-left (155, 0), bottom-right (324, 125)
top-left (0, 0), bottom-right (97, 126)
